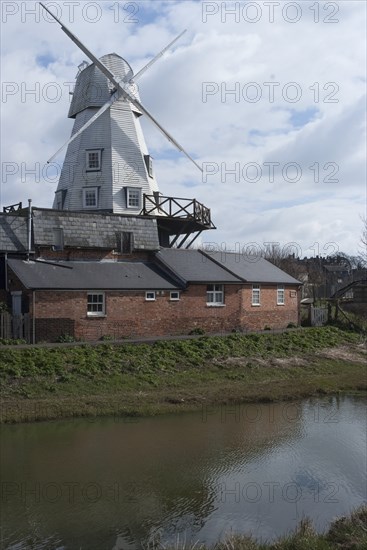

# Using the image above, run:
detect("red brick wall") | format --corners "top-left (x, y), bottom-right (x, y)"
top-left (240, 284), bottom-right (300, 330)
top-left (31, 284), bottom-right (300, 342)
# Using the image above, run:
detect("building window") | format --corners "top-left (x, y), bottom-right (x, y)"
top-left (207, 284), bottom-right (224, 305)
top-left (252, 285), bottom-right (260, 306)
top-left (55, 190), bottom-right (66, 210)
top-left (126, 187), bottom-right (142, 209)
top-left (145, 291), bottom-right (156, 301)
top-left (277, 285), bottom-right (285, 305)
top-left (86, 149), bottom-right (101, 171)
top-left (83, 187), bottom-right (98, 208)
top-left (52, 228), bottom-right (64, 251)
top-left (170, 291), bottom-right (180, 301)
top-left (87, 293), bottom-right (105, 316)
top-left (116, 232), bottom-right (134, 253)
top-left (144, 155), bottom-right (153, 178)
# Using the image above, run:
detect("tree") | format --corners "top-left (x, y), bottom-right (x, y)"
top-left (360, 215), bottom-right (367, 264)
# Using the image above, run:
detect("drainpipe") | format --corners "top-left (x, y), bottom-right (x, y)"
top-left (5, 253), bottom-right (8, 292)
top-left (27, 199), bottom-right (32, 261)
top-left (32, 290), bottom-right (36, 344)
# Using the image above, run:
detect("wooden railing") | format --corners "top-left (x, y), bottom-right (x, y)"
top-left (142, 195), bottom-right (212, 226)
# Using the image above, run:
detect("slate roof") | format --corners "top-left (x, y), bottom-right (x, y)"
top-left (7, 259), bottom-right (180, 290)
top-left (0, 214), bottom-right (28, 252)
top-left (156, 249), bottom-right (242, 284)
top-left (205, 251), bottom-right (301, 284)
top-left (323, 265), bottom-right (349, 273)
top-left (32, 209), bottom-right (160, 250)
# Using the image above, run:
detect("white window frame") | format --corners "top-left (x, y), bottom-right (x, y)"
top-left (126, 187), bottom-right (142, 209)
top-left (144, 154), bottom-right (153, 178)
top-left (252, 284), bottom-right (261, 306)
top-left (86, 149), bottom-right (101, 171)
top-left (170, 291), bottom-right (180, 301)
top-left (277, 285), bottom-right (285, 305)
top-left (145, 291), bottom-right (156, 301)
top-left (83, 187), bottom-right (98, 208)
top-left (206, 284), bottom-right (224, 306)
top-left (87, 292), bottom-right (105, 316)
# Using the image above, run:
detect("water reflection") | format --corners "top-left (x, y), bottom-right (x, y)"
top-left (1, 395), bottom-right (366, 549)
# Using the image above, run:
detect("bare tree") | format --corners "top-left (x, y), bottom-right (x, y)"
top-left (359, 215), bottom-right (367, 264)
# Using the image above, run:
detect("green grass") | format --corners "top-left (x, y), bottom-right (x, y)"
top-left (155, 506), bottom-right (367, 549)
top-left (0, 327), bottom-right (366, 423)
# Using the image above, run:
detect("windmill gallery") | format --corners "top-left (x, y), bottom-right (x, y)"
top-left (0, 4), bottom-right (301, 343)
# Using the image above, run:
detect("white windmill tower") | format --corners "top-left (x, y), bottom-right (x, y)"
top-left (40, 3), bottom-right (214, 248)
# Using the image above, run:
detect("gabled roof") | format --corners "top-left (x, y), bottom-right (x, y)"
top-left (206, 251), bottom-right (301, 284)
top-left (156, 249), bottom-right (242, 284)
top-left (7, 259), bottom-right (180, 291)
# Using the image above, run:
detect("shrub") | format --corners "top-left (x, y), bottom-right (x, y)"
top-left (188, 328), bottom-right (205, 335)
top-left (57, 333), bottom-right (76, 343)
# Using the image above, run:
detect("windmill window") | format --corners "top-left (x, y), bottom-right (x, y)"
top-left (52, 228), bottom-right (64, 251)
top-left (87, 293), bottom-right (105, 316)
top-left (144, 155), bottom-right (153, 178)
top-left (145, 291), bottom-right (156, 301)
top-left (252, 285), bottom-right (261, 306)
top-left (116, 232), bottom-right (134, 253)
top-left (83, 187), bottom-right (98, 208)
top-left (206, 284), bottom-right (224, 305)
top-left (277, 285), bottom-right (285, 305)
top-left (126, 187), bottom-right (141, 209)
top-left (86, 149), bottom-right (101, 171)
top-left (55, 190), bottom-right (67, 210)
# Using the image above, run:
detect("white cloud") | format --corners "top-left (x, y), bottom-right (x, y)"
top-left (1, 0), bottom-right (366, 256)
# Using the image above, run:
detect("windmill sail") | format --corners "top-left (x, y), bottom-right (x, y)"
top-left (40, 3), bottom-right (201, 172)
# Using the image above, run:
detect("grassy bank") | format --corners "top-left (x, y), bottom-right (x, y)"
top-left (162, 506), bottom-right (367, 550)
top-left (0, 327), bottom-right (366, 423)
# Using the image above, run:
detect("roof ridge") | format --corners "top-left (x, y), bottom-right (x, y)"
top-left (199, 249), bottom-right (245, 282)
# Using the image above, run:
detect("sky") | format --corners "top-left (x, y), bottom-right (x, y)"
top-left (1, 0), bottom-right (366, 257)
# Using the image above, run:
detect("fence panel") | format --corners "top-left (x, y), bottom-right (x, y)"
top-left (0, 312), bottom-right (31, 342)
top-left (311, 307), bottom-right (328, 326)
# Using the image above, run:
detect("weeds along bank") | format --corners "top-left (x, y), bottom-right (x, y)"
top-left (168, 506), bottom-right (367, 550)
top-left (0, 327), bottom-right (366, 423)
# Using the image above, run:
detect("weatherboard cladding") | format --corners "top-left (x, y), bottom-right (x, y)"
top-left (207, 252), bottom-right (301, 284)
top-left (55, 107), bottom-right (114, 211)
top-left (0, 215), bottom-right (28, 252)
top-left (68, 54), bottom-right (135, 118)
top-left (54, 53), bottom-right (159, 214)
top-left (7, 259), bottom-right (179, 291)
top-left (32, 209), bottom-right (160, 250)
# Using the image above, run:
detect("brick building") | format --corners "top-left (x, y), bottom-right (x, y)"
top-left (0, 208), bottom-right (301, 343)
top-left (0, 30), bottom-right (301, 342)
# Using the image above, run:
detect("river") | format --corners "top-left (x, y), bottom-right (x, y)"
top-left (1, 394), bottom-right (366, 549)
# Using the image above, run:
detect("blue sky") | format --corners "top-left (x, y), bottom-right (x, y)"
top-left (1, 0), bottom-right (366, 256)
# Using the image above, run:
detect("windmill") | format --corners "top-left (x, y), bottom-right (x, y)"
top-left (39, 3), bottom-right (214, 247)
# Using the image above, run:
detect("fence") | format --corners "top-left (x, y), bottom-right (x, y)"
top-left (0, 312), bottom-right (31, 342)
top-left (311, 306), bottom-right (328, 327)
